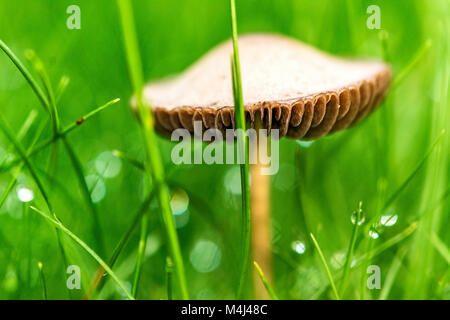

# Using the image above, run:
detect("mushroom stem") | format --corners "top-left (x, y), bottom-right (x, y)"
top-left (251, 115), bottom-right (272, 299)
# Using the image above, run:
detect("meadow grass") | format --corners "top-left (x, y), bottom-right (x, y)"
top-left (230, 0), bottom-right (252, 299)
top-left (0, 0), bottom-right (447, 300)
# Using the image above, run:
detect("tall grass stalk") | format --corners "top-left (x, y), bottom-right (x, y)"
top-left (339, 201), bottom-right (362, 296)
top-left (131, 212), bottom-right (149, 298)
top-left (310, 233), bottom-right (340, 300)
top-left (0, 40), bottom-right (108, 255)
top-left (84, 191), bottom-right (154, 299)
top-left (230, 0), bottom-right (252, 299)
top-left (116, 0), bottom-right (188, 299)
top-left (31, 206), bottom-right (134, 300)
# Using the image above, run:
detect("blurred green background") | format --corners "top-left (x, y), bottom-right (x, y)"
top-left (0, 0), bottom-right (448, 300)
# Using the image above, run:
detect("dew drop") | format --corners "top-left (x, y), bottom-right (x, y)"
top-left (291, 240), bottom-right (306, 255)
top-left (17, 187), bottom-right (34, 203)
top-left (380, 214), bottom-right (398, 227)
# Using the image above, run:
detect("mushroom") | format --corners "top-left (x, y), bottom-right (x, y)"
top-left (140, 33), bottom-right (391, 297)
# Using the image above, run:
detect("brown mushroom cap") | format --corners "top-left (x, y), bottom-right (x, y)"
top-left (143, 34), bottom-right (391, 139)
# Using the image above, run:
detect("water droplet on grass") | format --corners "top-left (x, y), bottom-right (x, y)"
top-left (369, 228), bottom-right (379, 239)
top-left (291, 240), bottom-right (306, 254)
top-left (351, 210), bottom-right (365, 225)
top-left (380, 214), bottom-right (398, 227)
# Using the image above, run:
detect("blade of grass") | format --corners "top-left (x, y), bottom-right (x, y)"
top-left (131, 211), bottom-right (148, 298)
top-left (116, 0), bottom-right (188, 299)
top-left (310, 232), bottom-right (340, 300)
top-left (28, 51), bottom-right (106, 255)
top-left (37, 261), bottom-right (47, 300)
top-left (55, 76), bottom-right (70, 103)
top-left (339, 201), bottom-right (363, 297)
top-left (84, 191), bottom-right (154, 299)
top-left (25, 50), bottom-right (60, 134)
top-left (392, 39), bottom-right (432, 89)
top-left (383, 129), bottom-right (445, 210)
top-left (429, 232), bottom-right (450, 265)
top-left (31, 206), bottom-right (134, 300)
top-left (0, 40), bottom-right (49, 113)
top-left (61, 135), bottom-right (105, 254)
top-left (230, 0), bottom-right (251, 299)
top-left (113, 149), bottom-right (145, 171)
top-left (0, 114), bottom-right (70, 296)
top-left (0, 98), bottom-right (120, 173)
top-left (311, 221), bottom-right (417, 299)
top-left (379, 248), bottom-right (407, 300)
top-left (0, 118), bottom-right (46, 209)
top-left (253, 261), bottom-right (278, 300)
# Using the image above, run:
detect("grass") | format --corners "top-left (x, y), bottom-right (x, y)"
top-left (310, 233), bottom-right (340, 300)
top-left (30, 206), bottom-right (134, 300)
top-left (0, 0), bottom-right (447, 300)
top-left (230, 0), bottom-right (252, 299)
top-left (116, 0), bottom-right (188, 299)
top-left (253, 261), bottom-right (278, 300)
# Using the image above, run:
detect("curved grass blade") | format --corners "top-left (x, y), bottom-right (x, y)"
top-left (253, 261), bottom-right (278, 300)
top-left (0, 98), bottom-right (120, 173)
top-left (339, 201), bottom-right (363, 297)
top-left (310, 233), bottom-right (340, 300)
top-left (0, 40), bottom-right (49, 113)
top-left (31, 206), bottom-right (134, 300)
top-left (392, 39), bottom-right (432, 89)
top-left (131, 211), bottom-right (149, 298)
top-left (84, 191), bottom-right (154, 299)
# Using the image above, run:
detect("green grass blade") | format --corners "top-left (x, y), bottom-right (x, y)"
top-left (31, 206), bottom-right (134, 300)
top-left (0, 98), bottom-right (120, 174)
top-left (113, 150), bottom-right (145, 171)
top-left (310, 233), bottom-right (340, 300)
top-left (117, 0), bottom-right (188, 299)
top-left (253, 261), bottom-right (279, 300)
top-left (25, 50), bottom-right (60, 134)
top-left (84, 191), bottom-right (154, 299)
top-left (339, 201), bottom-right (363, 297)
top-left (382, 129), bottom-right (445, 212)
top-left (37, 261), bottom-right (48, 300)
top-left (0, 118), bottom-right (46, 209)
top-left (0, 39), bottom-right (49, 113)
top-left (55, 76), bottom-right (70, 103)
top-left (0, 115), bottom-right (52, 210)
top-left (429, 233), bottom-right (450, 265)
top-left (230, 0), bottom-right (252, 299)
top-left (392, 39), bottom-right (432, 89)
top-left (379, 248), bottom-right (407, 300)
top-left (61, 136), bottom-right (105, 255)
top-left (131, 211), bottom-right (148, 298)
